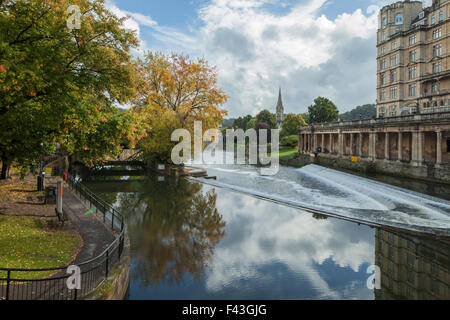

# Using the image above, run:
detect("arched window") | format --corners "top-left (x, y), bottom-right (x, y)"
top-left (395, 13), bottom-right (403, 25)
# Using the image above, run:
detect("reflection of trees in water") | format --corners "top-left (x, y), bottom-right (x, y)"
top-left (117, 178), bottom-right (226, 287)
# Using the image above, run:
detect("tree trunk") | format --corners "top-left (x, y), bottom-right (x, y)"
top-left (1, 158), bottom-right (10, 180)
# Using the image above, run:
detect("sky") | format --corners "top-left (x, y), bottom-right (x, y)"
top-left (105, 0), bottom-right (433, 118)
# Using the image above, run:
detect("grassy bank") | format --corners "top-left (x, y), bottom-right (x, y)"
top-left (0, 216), bottom-right (81, 279)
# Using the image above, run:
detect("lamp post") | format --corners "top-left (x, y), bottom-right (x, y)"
top-left (37, 142), bottom-right (45, 191)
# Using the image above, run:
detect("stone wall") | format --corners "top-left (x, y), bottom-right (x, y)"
top-left (82, 236), bottom-right (131, 300)
top-left (283, 153), bottom-right (450, 184)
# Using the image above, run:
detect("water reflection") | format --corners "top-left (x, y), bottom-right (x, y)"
top-left (113, 177), bottom-right (225, 287)
top-left (375, 229), bottom-right (450, 299)
top-left (78, 167), bottom-right (449, 300)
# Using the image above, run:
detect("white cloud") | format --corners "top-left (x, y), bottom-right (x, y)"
top-left (106, 0), bottom-right (432, 116)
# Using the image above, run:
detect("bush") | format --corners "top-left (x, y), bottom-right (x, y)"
top-left (280, 135), bottom-right (298, 148)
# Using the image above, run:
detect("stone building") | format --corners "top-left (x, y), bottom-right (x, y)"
top-left (298, 113), bottom-right (450, 182)
top-left (298, 0), bottom-right (450, 183)
top-left (377, 0), bottom-right (450, 118)
top-left (375, 229), bottom-right (449, 299)
top-left (275, 88), bottom-right (284, 127)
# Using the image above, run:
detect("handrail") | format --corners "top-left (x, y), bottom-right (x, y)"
top-left (0, 173), bottom-right (126, 300)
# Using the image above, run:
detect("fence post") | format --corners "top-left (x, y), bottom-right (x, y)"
top-left (111, 213), bottom-right (114, 229)
top-left (5, 270), bottom-right (11, 301)
top-left (105, 250), bottom-right (109, 278)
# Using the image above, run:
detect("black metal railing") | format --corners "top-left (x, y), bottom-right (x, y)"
top-left (0, 174), bottom-right (125, 300)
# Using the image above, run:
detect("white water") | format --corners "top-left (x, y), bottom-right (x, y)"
top-left (190, 158), bottom-right (450, 234)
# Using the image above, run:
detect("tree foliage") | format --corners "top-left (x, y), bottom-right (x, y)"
top-left (307, 97), bottom-right (339, 124)
top-left (0, 0), bottom-right (142, 177)
top-left (233, 115), bottom-right (252, 130)
top-left (256, 109), bottom-right (277, 129)
top-left (281, 113), bottom-right (306, 137)
top-left (339, 104), bottom-right (376, 121)
top-left (134, 53), bottom-right (228, 165)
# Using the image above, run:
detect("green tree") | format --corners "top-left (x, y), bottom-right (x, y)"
top-left (281, 113), bottom-right (306, 137)
top-left (301, 112), bottom-right (310, 124)
top-left (339, 104), bottom-right (376, 121)
top-left (256, 109), bottom-right (277, 129)
top-left (246, 118), bottom-right (256, 130)
top-left (233, 115), bottom-right (252, 130)
top-left (307, 97), bottom-right (339, 124)
top-left (0, 0), bottom-right (141, 178)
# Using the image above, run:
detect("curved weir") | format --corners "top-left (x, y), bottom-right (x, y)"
top-left (191, 163), bottom-right (450, 235)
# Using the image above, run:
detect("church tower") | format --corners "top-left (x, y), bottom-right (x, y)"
top-left (276, 88), bottom-right (284, 127)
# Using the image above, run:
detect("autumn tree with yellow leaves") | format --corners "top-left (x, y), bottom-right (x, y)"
top-left (135, 53), bottom-right (228, 164)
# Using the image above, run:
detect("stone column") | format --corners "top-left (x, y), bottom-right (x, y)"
top-left (321, 134), bottom-right (325, 151)
top-left (350, 133), bottom-right (354, 155)
top-left (313, 134), bottom-right (317, 152)
top-left (338, 131), bottom-right (344, 156)
top-left (369, 132), bottom-right (376, 160)
top-left (411, 131), bottom-right (424, 166)
top-left (358, 133), bottom-right (363, 156)
top-left (385, 132), bottom-right (390, 160)
top-left (418, 131), bottom-right (424, 164)
top-left (436, 130), bottom-right (442, 165)
top-left (398, 132), bottom-right (403, 162)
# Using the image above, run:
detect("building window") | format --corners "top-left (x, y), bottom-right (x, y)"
top-left (391, 71), bottom-right (397, 82)
top-left (383, 17), bottom-right (387, 28)
top-left (391, 41), bottom-right (397, 50)
top-left (381, 46), bottom-right (386, 54)
top-left (434, 44), bottom-right (442, 57)
top-left (433, 29), bottom-right (442, 40)
top-left (409, 50), bottom-right (416, 62)
top-left (433, 61), bottom-right (442, 73)
top-left (431, 15), bottom-right (435, 25)
top-left (380, 59), bottom-right (387, 70)
top-left (395, 13), bottom-right (403, 25)
top-left (409, 35), bottom-right (416, 46)
top-left (390, 87), bottom-right (397, 99)
top-left (390, 55), bottom-right (398, 66)
top-left (409, 84), bottom-right (416, 96)
top-left (432, 82), bottom-right (440, 93)
top-left (380, 73), bottom-right (386, 85)
top-left (409, 66), bottom-right (417, 79)
top-left (381, 32), bottom-right (386, 42)
top-left (439, 11), bottom-right (444, 22)
top-left (380, 91), bottom-right (386, 101)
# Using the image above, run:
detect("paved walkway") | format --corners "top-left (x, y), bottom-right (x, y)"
top-left (63, 187), bottom-right (114, 264)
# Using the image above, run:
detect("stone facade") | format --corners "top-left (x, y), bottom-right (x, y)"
top-left (298, 112), bottom-right (450, 183)
top-left (377, 0), bottom-right (450, 118)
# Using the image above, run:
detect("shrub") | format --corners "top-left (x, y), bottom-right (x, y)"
top-left (280, 135), bottom-right (298, 148)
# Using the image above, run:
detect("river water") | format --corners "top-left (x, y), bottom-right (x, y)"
top-left (76, 162), bottom-right (450, 300)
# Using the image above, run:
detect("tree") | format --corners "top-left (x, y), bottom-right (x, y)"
top-left (256, 109), bottom-right (277, 129)
top-left (301, 112), bottom-right (310, 124)
top-left (0, 0), bottom-right (141, 178)
top-left (307, 97), bottom-right (339, 124)
top-left (339, 104), bottom-right (376, 121)
top-left (281, 113), bottom-right (306, 137)
top-left (246, 118), bottom-right (256, 130)
top-left (134, 53), bottom-right (228, 165)
top-left (233, 115), bottom-right (252, 130)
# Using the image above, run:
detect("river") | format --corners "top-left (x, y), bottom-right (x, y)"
top-left (75, 162), bottom-right (450, 300)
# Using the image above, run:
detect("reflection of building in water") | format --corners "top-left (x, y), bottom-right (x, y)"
top-left (375, 229), bottom-right (449, 299)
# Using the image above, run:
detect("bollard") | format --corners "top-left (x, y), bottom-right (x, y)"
top-left (57, 181), bottom-right (63, 215)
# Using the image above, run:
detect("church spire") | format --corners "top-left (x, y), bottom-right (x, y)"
top-left (276, 87), bottom-right (284, 126)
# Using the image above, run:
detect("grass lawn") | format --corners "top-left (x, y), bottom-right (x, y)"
top-left (271, 147), bottom-right (298, 160)
top-left (0, 216), bottom-right (81, 280)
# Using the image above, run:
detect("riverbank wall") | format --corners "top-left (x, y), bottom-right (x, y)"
top-left (282, 153), bottom-right (450, 184)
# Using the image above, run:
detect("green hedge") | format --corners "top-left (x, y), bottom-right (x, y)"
top-left (280, 135), bottom-right (298, 148)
